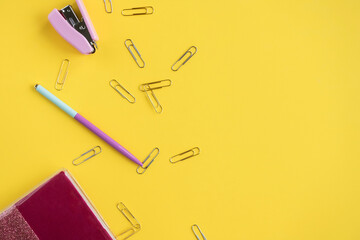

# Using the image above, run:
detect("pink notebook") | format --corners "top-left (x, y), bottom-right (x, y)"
top-left (0, 171), bottom-right (116, 240)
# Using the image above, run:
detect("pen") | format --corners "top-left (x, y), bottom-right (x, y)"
top-left (34, 84), bottom-right (143, 166)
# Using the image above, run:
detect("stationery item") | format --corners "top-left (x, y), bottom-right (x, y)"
top-left (121, 6), bottom-right (154, 16)
top-left (48, 0), bottom-right (99, 54)
top-left (34, 84), bottom-right (143, 166)
top-left (192, 224), bottom-right (207, 240)
top-left (72, 146), bottom-right (102, 166)
top-left (55, 59), bottom-right (70, 91)
top-left (103, 0), bottom-right (113, 13)
top-left (125, 39), bottom-right (145, 68)
top-left (139, 79), bottom-right (172, 91)
top-left (144, 89), bottom-right (162, 113)
top-left (116, 203), bottom-right (141, 239)
top-left (0, 207), bottom-right (39, 240)
top-left (136, 147), bottom-right (160, 174)
top-left (171, 46), bottom-right (198, 71)
top-left (139, 80), bottom-right (172, 113)
top-left (0, 170), bottom-right (117, 240)
top-left (109, 80), bottom-right (136, 104)
top-left (170, 147), bottom-right (200, 163)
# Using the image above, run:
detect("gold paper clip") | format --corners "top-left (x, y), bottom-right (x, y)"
top-left (72, 146), bottom-right (102, 166)
top-left (55, 59), bottom-right (70, 91)
top-left (139, 79), bottom-right (172, 92)
top-left (139, 80), bottom-right (172, 114)
top-left (125, 39), bottom-right (145, 68)
top-left (121, 6), bottom-right (154, 16)
top-left (116, 202), bottom-right (141, 239)
top-left (103, 0), bottom-right (113, 13)
top-left (110, 80), bottom-right (136, 103)
top-left (137, 148), bottom-right (160, 174)
top-left (171, 46), bottom-right (197, 71)
top-left (146, 90), bottom-right (162, 113)
top-left (169, 147), bottom-right (200, 163)
top-left (192, 225), bottom-right (207, 240)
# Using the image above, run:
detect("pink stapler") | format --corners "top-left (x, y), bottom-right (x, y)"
top-left (48, 0), bottom-right (98, 54)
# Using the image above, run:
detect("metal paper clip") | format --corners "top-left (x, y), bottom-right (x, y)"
top-left (124, 39), bottom-right (145, 68)
top-left (171, 46), bottom-right (198, 71)
top-left (139, 79), bottom-right (172, 92)
top-left (192, 225), bottom-right (207, 240)
top-left (103, 0), bottom-right (113, 13)
top-left (110, 80), bottom-right (136, 103)
top-left (137, 148), bottom-right (160, 174)
top-left (145, 90), bottom-right (162, 113)
top-left (139, 80), bottom-right (172, 114)
top-left (72, 146), bottom-right (102, 166)
top-left (55, 59), bottom-right (70, 91)
top-left (121, 6), bottom-right (154, 16)
top-left (169, 147), bottom-right (200, 163)
top-left (116, 202), bottom-right (141, 240)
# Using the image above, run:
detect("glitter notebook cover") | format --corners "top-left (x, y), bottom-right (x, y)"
top-left (0, 170), bottom-right (116, 240)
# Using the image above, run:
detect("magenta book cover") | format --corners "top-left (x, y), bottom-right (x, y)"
top-left (0, 170), bottom-right (116, 240)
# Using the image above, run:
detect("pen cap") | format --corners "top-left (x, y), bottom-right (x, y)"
top-left (35, 84), bottom-right (77, 118)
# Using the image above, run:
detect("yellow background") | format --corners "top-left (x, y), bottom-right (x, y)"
top-left (0, 0), bottom-right (360, 239)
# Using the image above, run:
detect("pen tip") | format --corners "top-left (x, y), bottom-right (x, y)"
top-left (34, 84), bottom-right (38, 89)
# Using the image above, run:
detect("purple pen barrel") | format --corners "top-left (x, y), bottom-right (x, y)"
top-left (74, 114), bottom-right (143, 166)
